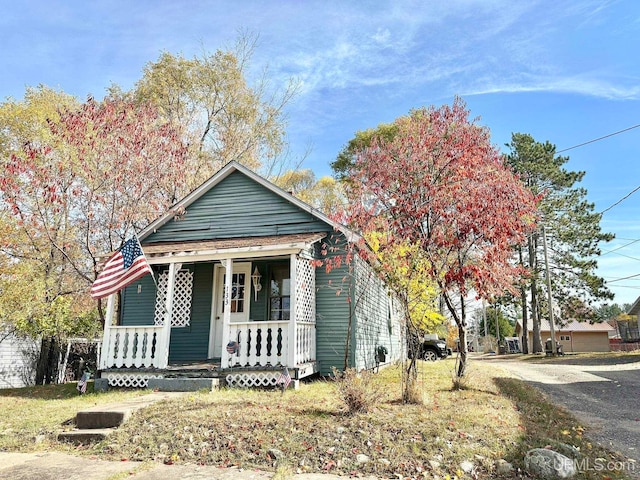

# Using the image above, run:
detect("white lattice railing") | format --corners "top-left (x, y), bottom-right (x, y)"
top-left (223, 320), bottom-right (317, 368)
top-left (296, 322), bottom-right (316, 364)
top-left (154, 269), bottom-right (194, 327)
top-left (99, 326), bottom-right (168, 369)
top-left (224, 321), bottom-right (289, 368)
top-left (295, 257), bottom-right (316, 324)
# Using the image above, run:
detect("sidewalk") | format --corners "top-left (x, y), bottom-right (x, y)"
top-left (0, 451), bottom-right (361, 480)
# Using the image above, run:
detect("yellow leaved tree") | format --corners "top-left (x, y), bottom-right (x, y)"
top-left (367, 231), bottom-right (443, 402)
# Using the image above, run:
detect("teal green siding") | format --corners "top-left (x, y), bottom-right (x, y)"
top-left (121, 264), bottom-right (214, 363)
top-left (168, 263), bottom-right (213, 362)
top-left (248, 259), bottom-right (269, 321)
top-left (144, 171), bottom-right (329, 243)
top-left (315, 233), bottom-right (354, 376)
top-left (121, 272), bottom-right (158, 326)
top-left (353, 256), bottom-right (403, 371)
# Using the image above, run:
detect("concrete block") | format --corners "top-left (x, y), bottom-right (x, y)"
top-left (76, 410), bottom-right (130, 429)
top-left (147, 377), bottom-right (219, 392)
top-left (57, 428), bottom-right (113, 444)
top-left (93, 378), bottom-right (109, 392)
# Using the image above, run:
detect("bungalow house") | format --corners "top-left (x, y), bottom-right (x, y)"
top-left (97, 162), bottom-right (403, 389)
top-left (516, 319), bottom-right (614, 353)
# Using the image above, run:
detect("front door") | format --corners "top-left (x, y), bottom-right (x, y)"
top-left (208, 262), bottom-right (251, 358)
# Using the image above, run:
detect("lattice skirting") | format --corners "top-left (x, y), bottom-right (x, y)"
top-left (103, 372), bottom-right (164, 388)
top-left (225, 372), bottom-right (282, 388)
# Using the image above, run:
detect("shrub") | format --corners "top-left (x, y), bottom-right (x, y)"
top-left (332, 367), bottom-right (385, 414)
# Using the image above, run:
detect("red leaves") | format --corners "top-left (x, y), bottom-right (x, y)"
top-left (345, 98), bottom-right (538, 300)
top-left (0, 94), bottom-right (190, 293)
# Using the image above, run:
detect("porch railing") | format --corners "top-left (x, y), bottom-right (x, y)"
top-left (224, 321), bottom-right (315, 369)
top-left (99, 325), bottom-right (168, 369)
top-left (296, 322), bottom-right (316, 364)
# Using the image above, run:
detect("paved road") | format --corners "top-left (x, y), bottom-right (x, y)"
top-left (483, 355), bottom-right (640, 468)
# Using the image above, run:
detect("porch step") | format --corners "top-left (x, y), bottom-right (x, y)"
top-left (76, 410), bottom-right (129, 429)
top-left (57, 428), bottom-right (114, 444)
top-left (57, 392), bottom-right (185, 444)
top-left (148, 377), bottom-right (220, 392)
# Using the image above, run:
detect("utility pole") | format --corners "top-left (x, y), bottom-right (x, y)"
top-left (482, 300), bottom-right (487, 338)
top-left (541, 225), bottom-right (557, 355)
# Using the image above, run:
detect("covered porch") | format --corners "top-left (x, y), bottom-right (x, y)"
top-left (98, 233), bottom-right (323, 389)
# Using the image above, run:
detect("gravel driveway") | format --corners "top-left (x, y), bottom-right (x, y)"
top-left (480, 354), bottom-right (640, 472)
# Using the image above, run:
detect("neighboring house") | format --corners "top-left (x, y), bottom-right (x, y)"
top-left (515, 319), bottom-right (614, 353)
top-left (98, 161), bottom-right (403, 389)
top-left (627, 296), bottom-right (640, 317)
top-left (609, 297), bottom-right (640, 349)
top-left (0, 329), bottom-right (40, 388)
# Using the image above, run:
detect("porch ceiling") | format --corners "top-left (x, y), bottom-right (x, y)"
top-left (141, 232), bottom-right (327, 262)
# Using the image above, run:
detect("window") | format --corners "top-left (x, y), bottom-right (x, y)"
top-left (269, 266), bottom-right (290, 321)
top-left (223, 273), bottom-right (246, 313)
top-left (560, 335), bottom-right (570, 341)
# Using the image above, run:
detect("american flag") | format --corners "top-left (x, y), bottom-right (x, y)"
top-left (77, 371), bottom-right (90, 394)
top-left (276, 367), bottom-right (292, 390)
top-left (90, 238), bottom-right (152, 299)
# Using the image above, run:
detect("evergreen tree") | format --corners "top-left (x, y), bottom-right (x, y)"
top-left (505, 133), bottom-right (613, 353)
top-left (475, 306), bottom-right (515, 342)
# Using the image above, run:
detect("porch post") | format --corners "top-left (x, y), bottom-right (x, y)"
top-left (288, 253), bottom-right (297, 367)
top-left (99, 293), bottom-right (116, 369)
top-left (220, 258), bottom-right (233, 368)
top-left (160, 262), bottom-right (177, 369)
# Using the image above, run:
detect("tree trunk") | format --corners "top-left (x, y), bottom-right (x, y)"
top-left (531, 279), bottom-right (543, 353)
top-left (520, 285), bottom-right (529, 354)
top-left (518, 247), bottom-right (529, 354)
top-left (402, 355), bottom-right (419, 404)
top-left (35, 337), bottom-right (60, 385)
top-left (528, 234), bottom-right (543, 353)
top-left (343, 305), bottom-right (353, 371)
top-left (457, 323), bottom-right (468, 377)
top-left (443, 292), bottom-right (468, 378)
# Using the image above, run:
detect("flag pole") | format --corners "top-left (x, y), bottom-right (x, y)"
top-left (130, 227), bottom-right (171, 324)
top-left (131, 227), bottom-right (158, 289)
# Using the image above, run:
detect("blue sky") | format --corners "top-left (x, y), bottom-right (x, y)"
top-left (2, 1), bottom-right (639, 307)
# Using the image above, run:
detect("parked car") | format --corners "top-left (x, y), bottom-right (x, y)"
top-left (419, 334), bottom-right (451, 361)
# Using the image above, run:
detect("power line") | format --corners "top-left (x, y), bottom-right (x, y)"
top-left (600, 185), bottom-right (640, 215)
top-left (549, 122), bottom-right (640, 215)
top-left (611, 285), bottom-right (640, 290)
top-left (602, 251), bottom-right (640, 263)
top-left (557, 123), bottom-right (640, 154)
top-left (607, 272), bottom-right (640, 284)
top-left (600, 238), bottom-right (640, 256)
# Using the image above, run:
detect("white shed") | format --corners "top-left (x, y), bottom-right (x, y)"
top-left (0, 330), bottom-right (40, 388)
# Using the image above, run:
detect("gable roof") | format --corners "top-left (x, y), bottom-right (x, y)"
top-left (139, 161), bottom-right (361, 243)
top-left (627, 296), bottom-right (640, 316)
top-left (520, 319), bottom-right (615, 333)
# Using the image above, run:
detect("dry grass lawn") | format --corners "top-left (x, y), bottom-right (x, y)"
top-left (0, 358), bottom-right (632, 479)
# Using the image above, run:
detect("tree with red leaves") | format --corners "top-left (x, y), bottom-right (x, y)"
top-left (0, 93), bottom-right (188, 338)
top-left (344, 98), bottom-right (538, 378)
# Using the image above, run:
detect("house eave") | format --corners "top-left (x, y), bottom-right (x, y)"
top-left (627, 296), bottom-right (640, 316)
top-left (141, 232), bottom-right (326, 265)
